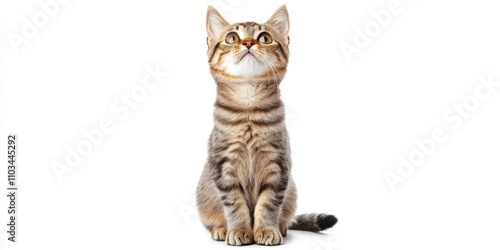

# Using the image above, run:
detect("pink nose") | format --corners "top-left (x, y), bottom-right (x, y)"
top-left (242, 39), bottom-right (255, 49)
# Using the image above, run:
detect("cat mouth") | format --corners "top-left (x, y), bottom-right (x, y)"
top-left (237, 52), bottom-right (257, 63)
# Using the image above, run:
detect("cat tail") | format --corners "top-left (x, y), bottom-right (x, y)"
top-left (288, 213), bottom-right (338, 232)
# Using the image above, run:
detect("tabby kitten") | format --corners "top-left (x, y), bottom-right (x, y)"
top-left (196, 5), bottom-right (337, 246)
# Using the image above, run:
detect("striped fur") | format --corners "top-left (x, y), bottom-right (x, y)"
top-left (196, 5), bottom-right (336, 246)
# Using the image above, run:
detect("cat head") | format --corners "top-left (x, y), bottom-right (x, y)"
top-left (206, 5), bottom-right (290, 83)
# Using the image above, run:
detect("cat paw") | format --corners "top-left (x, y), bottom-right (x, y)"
top-left (254, 228), bottom-right (283, 245)
top-left (226, 229), bottom-right (254, 246)
top-left (211, 227), bottom-right (226, 241)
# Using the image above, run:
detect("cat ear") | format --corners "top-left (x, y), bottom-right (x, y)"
top-left (207, 6), bottom-right (229, 46)
top-left (266, 5), bottom-right (290, 40)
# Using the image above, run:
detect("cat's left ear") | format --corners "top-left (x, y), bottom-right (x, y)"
top-left (266, 5), bottom-right (290, 43)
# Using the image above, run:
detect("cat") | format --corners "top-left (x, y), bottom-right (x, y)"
top-left (196, 5), bottom-right (337, 246)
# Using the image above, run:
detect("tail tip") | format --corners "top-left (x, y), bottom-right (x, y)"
top-left (318, 214), bottom-right (338, 230)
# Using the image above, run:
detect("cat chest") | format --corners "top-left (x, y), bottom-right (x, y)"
top-left (215, 108), bottom-right (283, 138)
top-left (235, 123), bottom-right (259, 146)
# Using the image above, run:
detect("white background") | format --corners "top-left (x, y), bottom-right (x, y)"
top-left (1, 0), bottom-right (500, 249)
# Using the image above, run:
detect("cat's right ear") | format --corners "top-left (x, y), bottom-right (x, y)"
top-left (207, 6), bottom-right (229, 47)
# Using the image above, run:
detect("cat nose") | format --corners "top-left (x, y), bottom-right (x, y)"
top-left (242, 39), bottom-right (255, 49)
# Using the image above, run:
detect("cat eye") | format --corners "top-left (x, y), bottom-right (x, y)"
top-left (258, 33), bottom-right (273, 44)
top-left (225, 32), bottom-right (241, 44)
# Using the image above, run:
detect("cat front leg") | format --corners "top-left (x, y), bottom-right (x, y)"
top-left (253, 155), bottom-right (289, 245)
top-left (213, 157), bottom-right (254, 246)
